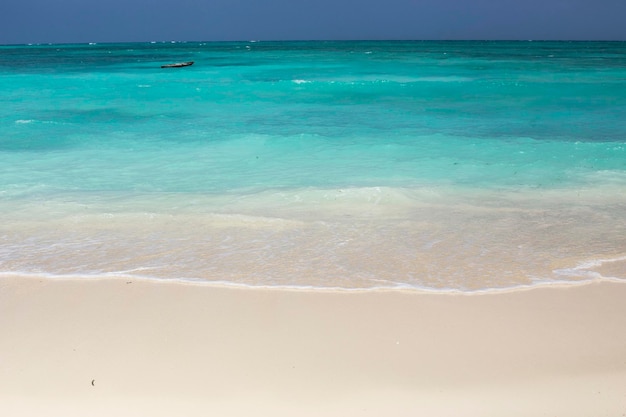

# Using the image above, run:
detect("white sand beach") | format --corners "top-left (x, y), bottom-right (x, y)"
top-left (1, 276), bottom-right (625, 416)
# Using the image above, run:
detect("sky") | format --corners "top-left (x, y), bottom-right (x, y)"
top-left (1, 0), bottom-right (625, 45)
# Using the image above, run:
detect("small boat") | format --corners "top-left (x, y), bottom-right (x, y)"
top-left (161, 61), bottom-right (194, 68)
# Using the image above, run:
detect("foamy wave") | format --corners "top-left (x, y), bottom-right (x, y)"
top-left (3, 270), bottom-right (624, 295)
top-left (15, 119), bottom-right (65, 125)
top-left (553, 256), bottom-right (626, 280)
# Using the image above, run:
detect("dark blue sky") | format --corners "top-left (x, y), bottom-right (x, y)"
top-left (1, 0), bottom-right (625, 44)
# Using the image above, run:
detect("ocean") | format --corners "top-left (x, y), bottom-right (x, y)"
top-left (1, 40), bottom-right (625, 291)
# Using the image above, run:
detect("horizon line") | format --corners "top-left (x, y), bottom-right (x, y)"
top-left (2, 38), bottom-right (626, 47)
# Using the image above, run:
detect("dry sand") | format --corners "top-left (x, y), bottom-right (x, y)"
top-left (1, 276), bottom-right (625, 416)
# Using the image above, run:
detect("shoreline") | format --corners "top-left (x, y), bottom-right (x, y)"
top-left (3, 183), bottom-right (626, 292)
top-left (1, 269), bottom-right (625, 295)
top-left (2, 275), bottom-right (626, 416)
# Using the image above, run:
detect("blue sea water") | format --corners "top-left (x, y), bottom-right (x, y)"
top-left (1, 41), bottom-right (626, 290)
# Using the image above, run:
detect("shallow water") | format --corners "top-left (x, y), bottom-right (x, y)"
top-left (1, 41), bottom-right (625, 290)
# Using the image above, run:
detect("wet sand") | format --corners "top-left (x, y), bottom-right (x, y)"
top-left (1, 276), bottom-right (625, 416)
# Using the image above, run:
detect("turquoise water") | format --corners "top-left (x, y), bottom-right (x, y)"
top-left (1, 41), bottom-right (626, 290)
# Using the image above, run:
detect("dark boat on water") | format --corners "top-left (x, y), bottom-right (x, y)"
top-left (161, 61), bottom-right (194, 68)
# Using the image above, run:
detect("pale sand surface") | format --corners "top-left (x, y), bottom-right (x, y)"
top-left (1, 277), bottom-right (625, 416)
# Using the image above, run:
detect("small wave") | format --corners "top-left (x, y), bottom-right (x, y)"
top-left (311, 75), bottom-right (473, 84)
top-left (553, 255), bottom-right (626, 280)
top-left (2, 270), bottom-right (623, 295)
top-left (292, 79), bottom-right (311, 84)
top-left (408, 76), bottom-right (474, 83)
top-left (14, 119), bottom-right (64, 125)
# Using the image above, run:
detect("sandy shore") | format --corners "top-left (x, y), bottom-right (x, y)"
top-left (1, 276), bottom-right (625, 416)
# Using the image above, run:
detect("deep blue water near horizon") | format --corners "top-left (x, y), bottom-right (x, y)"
top-left (1, 40), bottom-right (626, 290)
